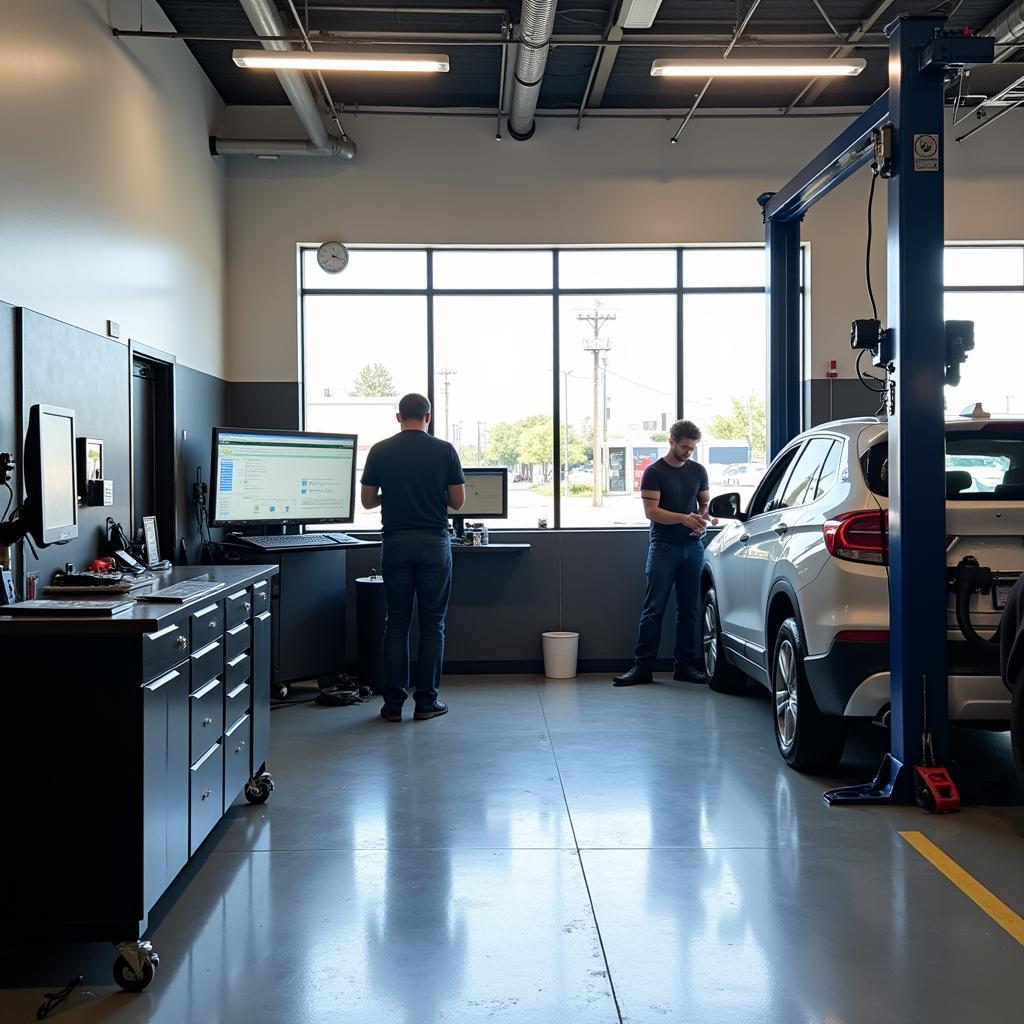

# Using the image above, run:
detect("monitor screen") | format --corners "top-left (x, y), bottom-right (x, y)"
top-left (450, 468), bottom-right (508, 519)
top-left (210, 428), bottom-right (357, 527)
top-left (40, 409), bottom-right (77, 536)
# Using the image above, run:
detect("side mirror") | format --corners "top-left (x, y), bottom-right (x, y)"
top-left (709, 492), bottom-right (744, 521)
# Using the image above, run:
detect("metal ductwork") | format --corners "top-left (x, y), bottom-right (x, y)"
top-left (983, 0), bottom-right (1024, 62)
top-left (210, 0), bottom-right (356, 159)
top-left (507, 0), bottom-right (559, 141)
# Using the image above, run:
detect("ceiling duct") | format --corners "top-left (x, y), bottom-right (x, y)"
top-left (982, 0), bottom-right (1024, 63)
top-left (507, 0), bottom-right (559, 141)
top-left (210, 0), bottom-right (356, 159)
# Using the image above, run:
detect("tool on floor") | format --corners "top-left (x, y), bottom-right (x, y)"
top-left (914, 673), bottom-right (960, 813)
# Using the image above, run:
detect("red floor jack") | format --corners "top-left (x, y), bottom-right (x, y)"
top-left (915, 674), bottom-right (960, 813)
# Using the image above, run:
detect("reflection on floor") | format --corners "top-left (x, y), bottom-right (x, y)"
top-left (1, 676), bottom-right (1022, 1023)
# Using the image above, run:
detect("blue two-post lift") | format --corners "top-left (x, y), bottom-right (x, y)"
top-left (760, 16), bottom-right (995, 803)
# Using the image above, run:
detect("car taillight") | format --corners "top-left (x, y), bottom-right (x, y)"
top-left (823, 510), bottom-right (887, 564)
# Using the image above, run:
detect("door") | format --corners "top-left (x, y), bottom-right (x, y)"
top-left (130, 351), bottom-right (176, 560)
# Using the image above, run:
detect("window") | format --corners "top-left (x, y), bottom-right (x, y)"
top-left (810, 440), bottom-right (842, 502)
top-left (778, 438), bottom-right (834, 509)
top-left (747, 446), bottom-right (801, 518)
top-left (301, 246), bottom-right (775, 529)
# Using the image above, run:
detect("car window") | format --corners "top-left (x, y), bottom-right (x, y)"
top-left (810, 440), bottom-right (842, 501)
top-left (747, 445), bottom-right (801, 518)
top-left (778, 438), bottom-right (835, 510)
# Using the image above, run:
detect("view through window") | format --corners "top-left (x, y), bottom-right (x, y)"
top-left (302, 246), bottom-right (774, 529)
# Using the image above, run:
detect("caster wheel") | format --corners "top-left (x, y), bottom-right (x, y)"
top-left (244, 774), bottom-right (274, 804)
top-left (113, 954), bottom-right (156, 992)
top-left (274, 682), bottom-right (290, 700)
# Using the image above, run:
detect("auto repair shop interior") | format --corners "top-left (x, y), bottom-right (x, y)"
top-left (2, 1), bottom-right (1024, 1022)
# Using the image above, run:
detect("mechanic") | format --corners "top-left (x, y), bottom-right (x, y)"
top-left (613, 419), bottom-right (712, 687)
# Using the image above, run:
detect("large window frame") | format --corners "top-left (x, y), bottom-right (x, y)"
top-left (300, 245), bottom-right (776, 530)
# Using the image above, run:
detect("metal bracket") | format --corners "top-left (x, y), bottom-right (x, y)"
top-left (919, 34), bottom-right (995, 71)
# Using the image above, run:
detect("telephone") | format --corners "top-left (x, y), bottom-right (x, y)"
top-left (113, 548), bottom-right (147, 575)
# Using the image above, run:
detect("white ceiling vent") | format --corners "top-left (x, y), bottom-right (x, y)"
top-left (619, 0), bottom-right (664, 30)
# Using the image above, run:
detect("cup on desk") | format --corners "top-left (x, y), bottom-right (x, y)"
top-left (26, 572), bottom-right (39, 599)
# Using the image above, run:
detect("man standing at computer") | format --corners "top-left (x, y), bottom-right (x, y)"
top-left (361, 393), bottom-right (466, 722)
top-left (613, 419), bottom-right (711, 687)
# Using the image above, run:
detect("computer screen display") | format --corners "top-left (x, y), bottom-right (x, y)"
top-left (449, 468), bottom-right (508, 519)
top-left (210, 428), bottom-right (357, 527)
top-left (22, 404), bottom-right (79, 546)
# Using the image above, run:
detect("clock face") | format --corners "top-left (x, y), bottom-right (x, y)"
top-left (317, 242), bottom-right (349, 274)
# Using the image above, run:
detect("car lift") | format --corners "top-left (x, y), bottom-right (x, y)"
top-left (760, 16), bottom-right (995, 805)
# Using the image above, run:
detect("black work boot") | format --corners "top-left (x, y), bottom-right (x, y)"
top-left (612, 665), bottom-right (654, 687)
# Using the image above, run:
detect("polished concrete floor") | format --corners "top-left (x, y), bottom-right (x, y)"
top-left (2, 675), bottom-right (1023, 1023)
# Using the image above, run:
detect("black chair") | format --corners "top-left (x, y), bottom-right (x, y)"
top-left (945, 470), bottom-right (972, 497)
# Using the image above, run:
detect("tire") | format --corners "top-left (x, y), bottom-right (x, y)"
top-left (772, 617), bottom-right (846, 772)
top-left (702, 589), bottom-right (746, 695)
top-left (1012, 678), bottom-right (1024, 795)
top-left (113, 955), bottom-right (156, 992)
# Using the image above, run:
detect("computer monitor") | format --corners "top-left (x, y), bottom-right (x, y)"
top-left (209, 428), bottom-right (358, 529)
top-left (22, 404), bottom-right (79, 546)
top-left (449, 467), bottom-right (507, 535)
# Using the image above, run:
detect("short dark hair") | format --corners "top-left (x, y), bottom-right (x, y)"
top-left (398, 393), bottom-right (431, 421)
top-left (669, 419), bottom-right (701, 442)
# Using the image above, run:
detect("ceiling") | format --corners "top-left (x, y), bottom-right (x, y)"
top-left (148, 1), bottom-right (1017, 115)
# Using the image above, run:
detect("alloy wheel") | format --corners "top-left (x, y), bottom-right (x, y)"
top-left (774, 638), bottom-right (798, 752)
top-left (702, 603), bottom-right (718, 676)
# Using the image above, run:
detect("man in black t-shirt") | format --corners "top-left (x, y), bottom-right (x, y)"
top-left (613, 419), bottom-right (712, 687)
top-left (361, 393), bottom-right (466, 722)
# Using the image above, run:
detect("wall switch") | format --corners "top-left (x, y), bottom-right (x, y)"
top-left (106, 320), bottom-right (120, 338)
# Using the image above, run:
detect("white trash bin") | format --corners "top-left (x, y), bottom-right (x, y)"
top-left (542, 631), bottom-right (580, 679)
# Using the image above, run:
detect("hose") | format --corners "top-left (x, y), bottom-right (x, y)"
top-left (954, 555), bottom-right (1001, 651)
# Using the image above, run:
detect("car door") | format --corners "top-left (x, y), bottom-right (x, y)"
top-left (743, 437), bottom-right (836, 656)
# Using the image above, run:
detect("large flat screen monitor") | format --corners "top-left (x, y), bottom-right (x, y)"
top-left (449, 467), bottom-right (508, 519)
top-left (210, 428), bottom-right (357, 528)
top-left (23, 404), bottom-right (79, 546)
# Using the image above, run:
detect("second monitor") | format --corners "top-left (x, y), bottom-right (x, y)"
top-left (449, 467), bottom-right (507, 536)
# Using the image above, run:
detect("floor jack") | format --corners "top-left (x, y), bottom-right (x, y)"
top-left (914, 674), bottom-right (960, 814)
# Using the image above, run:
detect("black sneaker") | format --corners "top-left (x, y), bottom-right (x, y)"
top-left (414, 700), bottom-right (449, 721)
top-left (612, 665), bottom-right (653, 686)
top-left (674, 663), bottom-right (708, 684)
top-left (380, 706), bottom-right (402, 723)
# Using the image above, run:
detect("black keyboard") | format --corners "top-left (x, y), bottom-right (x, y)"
top-left (235, 533), bottom-right (358, 550)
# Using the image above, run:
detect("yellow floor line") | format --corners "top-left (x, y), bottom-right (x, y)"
top-left (899, 831), bottom-right (1024, 946)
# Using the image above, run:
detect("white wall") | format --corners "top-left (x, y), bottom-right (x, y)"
top-left (0, 0), bottom-right (226, 377)
top-left (224, 105), bottom-right (1024, 385)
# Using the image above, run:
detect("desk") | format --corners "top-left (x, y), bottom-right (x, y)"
top-left (0, 565), bottom-right (276, 991)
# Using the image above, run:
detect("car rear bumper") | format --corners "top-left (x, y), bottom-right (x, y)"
top-left (803, 638), bottom-right (1007, 720)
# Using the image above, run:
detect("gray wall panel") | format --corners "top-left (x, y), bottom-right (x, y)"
top-left (804, 377), bottom-right (882, 426)
top-left (228, 382), bottom-right (301, 430)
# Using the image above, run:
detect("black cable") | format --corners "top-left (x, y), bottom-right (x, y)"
top-left (36, 975), bottom-right (83, 1020)
top-left (866, 170), bottom-right (879, 321)
top-left (857, 349), bottom-right (886, 393)
top-left (2, 481), bottom-right (13, 520)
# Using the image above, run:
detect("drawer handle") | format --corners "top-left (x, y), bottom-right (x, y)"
top-left (201, 789), bottom-right (212, 801)
top-left (208, 620), bottom-right (217, 629)
top-left (203, 717), bottom-right (213, 727)
top-left (176, 635), bottom-right (188, 651)
top-left (144, 669), bottom-right (180, 692)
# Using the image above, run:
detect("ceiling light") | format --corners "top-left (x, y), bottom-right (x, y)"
top-left (618, 0), bottom-right (664, 30)
top-left (650, 58), bottom-right (866, 78)
top-left (232, 49), bottom-right (450, 73)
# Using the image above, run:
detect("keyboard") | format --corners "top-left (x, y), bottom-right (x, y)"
top-left (234, 532), bottom-right (358, 550)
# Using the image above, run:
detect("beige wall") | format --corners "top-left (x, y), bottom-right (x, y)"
top-left (224, 105), bottom-right (1024, 384)
top-left (0, 0), bottom-right (226, 377)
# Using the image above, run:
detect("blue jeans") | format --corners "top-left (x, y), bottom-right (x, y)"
top-left (381, 529), bottom-right (453, 711)
top-left (633, 541), bottom-right (705, 670)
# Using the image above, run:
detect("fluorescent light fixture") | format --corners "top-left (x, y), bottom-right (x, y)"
top-left (650, 58), bottom-right (867, 78)
top-left (619, 0), bottom-right (664, 30)
top-left (232, 49), bottom-right (450, 73)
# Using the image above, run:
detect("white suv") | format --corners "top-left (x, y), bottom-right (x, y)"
top-left (701, 412), bottom-right (1024, 771)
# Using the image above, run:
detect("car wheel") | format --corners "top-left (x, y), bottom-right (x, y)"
top-left (772, 617), bottom-right (846, 772)
top-left (702, 589), bottom-right (746, 695)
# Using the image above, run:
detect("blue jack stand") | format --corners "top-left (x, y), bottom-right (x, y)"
top-left (823, 754), bottom-right (908, 806)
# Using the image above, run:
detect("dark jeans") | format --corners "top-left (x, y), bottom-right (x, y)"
top-left (633, 541), bottom-right (705, 671)
top-left (381, 529), bottom-right (453, 711)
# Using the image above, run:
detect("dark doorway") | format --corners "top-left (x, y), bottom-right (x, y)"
top-left (130, 346), bottom-right (176, 563)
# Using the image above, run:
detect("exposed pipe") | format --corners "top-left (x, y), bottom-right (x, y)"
top-left (981, 0), bottom-right (1024, 62)
top-left (507, 0), bottom-right (559, 141)
top-left (211, 0), bottom-right (356, 159)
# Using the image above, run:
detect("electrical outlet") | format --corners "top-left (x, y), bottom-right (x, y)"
top-left (193, 481), bottom-right (208, 505)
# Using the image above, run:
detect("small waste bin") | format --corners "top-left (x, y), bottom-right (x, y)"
top-left (356, 574), bottom-right (387, 693)
top-left (542, 631), bottom-right (580, 679)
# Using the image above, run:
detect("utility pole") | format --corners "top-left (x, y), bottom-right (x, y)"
top-left (476, 420), bottom-right (486, 465)
top-left (561, 370), bottom-right (575, 498)
top-left (578, 304), bottom-right (615, 507)
top-left (437, 365), bottom-right (457, 441)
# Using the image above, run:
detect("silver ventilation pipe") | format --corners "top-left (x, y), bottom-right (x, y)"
top-left (209, 0), bottom-right (356, 159)
top-left (983, 0), bottom-right (1024, 62)
top-left (507, 0), bottom-right (559, 141)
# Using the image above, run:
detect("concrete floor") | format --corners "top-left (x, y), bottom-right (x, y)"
top-left (2, 675), bottom-right (1023, 1023)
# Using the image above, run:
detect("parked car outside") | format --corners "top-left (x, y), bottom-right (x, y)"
top-left (722, 462), bottom-right (767, 487)
top-left (700, 413), bottom-right (1024, 771)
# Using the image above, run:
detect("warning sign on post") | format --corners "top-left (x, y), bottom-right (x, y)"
top-left (913, 133), bottom-right (939, 172)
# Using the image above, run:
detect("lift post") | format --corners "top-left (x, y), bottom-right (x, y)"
top-left (761, 16), bottom-right (994, 803)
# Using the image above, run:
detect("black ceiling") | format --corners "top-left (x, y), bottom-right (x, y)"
top-left (149, 0), bottom-right (1013, 113)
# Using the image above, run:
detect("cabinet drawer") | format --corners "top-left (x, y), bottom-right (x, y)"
top-left (143, 621), bottom-right (189, 683)
top-left (190, 602), bottom-right (224, 649)
top-left (190, 639), bottom-right (223, 689)
top-left (225, 589), bottom-right (252, 629)
top-left (225, 677), bottom-right (250, 722)
top-left (251, 579), bottom-right (271, 613)
top-left (189, 741), bottom-right (223, 856)
top-left (225, 622), bottom-right (251, 661)
top-left (225, 650), bottom-right (250, 691)
top-left (223, 713), bottom-right (251, 810)
top-left (189, 677), bottom-right (223, 758)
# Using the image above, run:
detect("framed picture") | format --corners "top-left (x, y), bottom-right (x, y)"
top-left (76, 437), bottom-right (104, 498)
top-left (142, 515), bottom-right (161, 568)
